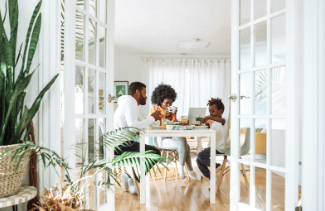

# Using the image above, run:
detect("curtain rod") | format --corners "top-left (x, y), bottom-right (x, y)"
top-left (141, 58), bottom-right (231, 64)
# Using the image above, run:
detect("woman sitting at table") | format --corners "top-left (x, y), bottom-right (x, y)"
top-left (148, 83), bottom-right (197, 179)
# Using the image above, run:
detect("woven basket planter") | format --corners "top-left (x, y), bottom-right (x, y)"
top-left (0, 144), bottom-right (31, 198)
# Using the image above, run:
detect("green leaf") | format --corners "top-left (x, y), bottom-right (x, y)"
top-left (17, 0), bottom-right (42, 83)
top-left (0, 71), bottom-right (35, 144)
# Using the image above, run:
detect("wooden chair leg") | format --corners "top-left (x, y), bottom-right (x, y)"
top-left (155, 150), bottom-right (164, 175)
top-left (173, 151), bottom-right (178, 180)
top-left (184, 165), bottom-right (190, 180)
top-left (241, 163), bottom-right (249, 189)
top-left (131, 167), bottom-right (140, 197)
top-left (216, 155), bottom-right (227, 194)
top-left (164, 151), bottom-right (169, 182)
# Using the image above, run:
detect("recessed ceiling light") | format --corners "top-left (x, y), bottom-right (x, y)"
top-left (178, 39), bottom-right (210, 49)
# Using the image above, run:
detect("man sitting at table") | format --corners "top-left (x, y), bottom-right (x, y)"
top-left (196, 98), bottom-right (226, 184)
top-left (114, 81), bottom-right (161, 194)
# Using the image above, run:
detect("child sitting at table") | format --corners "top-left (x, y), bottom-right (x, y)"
top-left (196, 97), bottom-right (226, 182)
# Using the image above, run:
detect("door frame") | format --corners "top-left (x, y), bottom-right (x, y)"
top-left (300, 0), bottom-right (325, 210)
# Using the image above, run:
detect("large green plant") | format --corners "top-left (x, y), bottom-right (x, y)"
top-left (0, 0), bottom-right (58, 145)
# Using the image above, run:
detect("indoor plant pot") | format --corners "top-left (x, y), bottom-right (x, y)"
top-left (0, 144), bottom-right (31, 198)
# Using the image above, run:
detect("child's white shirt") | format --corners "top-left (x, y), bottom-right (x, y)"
top-left (208, 121), bottom-right (226, 153)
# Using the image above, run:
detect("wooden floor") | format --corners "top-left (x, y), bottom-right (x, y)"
top-left (114, 166), bottom-right (290, 211)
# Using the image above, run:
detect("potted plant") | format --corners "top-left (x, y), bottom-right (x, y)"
top-left (195, 116), bottom-right (204, 126)
top-left (0, 0), bottom-right (59, 197)
top-left (25, 128), bottom-right (166, 210)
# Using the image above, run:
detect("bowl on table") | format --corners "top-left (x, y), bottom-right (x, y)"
top-left (186, 125), bottom-right (194, 130)
top-left (166, 125), bottom-right (174, 130)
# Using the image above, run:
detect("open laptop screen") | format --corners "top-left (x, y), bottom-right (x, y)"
top-left (188, 107), bottom-right (207, 124)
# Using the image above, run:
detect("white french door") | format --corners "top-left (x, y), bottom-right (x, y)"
top-left (63, 0), bottom-right (115, 210)
top-left (230, 0), bottom-right (298, 210)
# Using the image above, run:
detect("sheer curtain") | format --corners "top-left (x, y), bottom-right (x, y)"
top-left (144, 58), bottom-right (231, 141)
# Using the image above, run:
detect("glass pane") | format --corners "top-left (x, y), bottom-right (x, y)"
top-left (75, 66), bottom-right (85, 114)
top-left (271, 0), bottom-right (285, 13)
top-left (99, 26), bottom-right (106, 68)
top-left (99, 0), bottom-right (107, 23)
top-left (271, 171), bottom-right (285, 210)
top-left (239, 119), bottom-right (251, 158)
top-left (76, 0), bottom-right (85, 9)
top-left (271, 119), bottom-right (286, 167)
top-left (254, 118), bottom-right (267, 163)
top-left (88, 119), bottom-right (96, 164)
top-left (88, 69), bottom-right (96, 114)
top-left (99, 118), bottom-right (105, 160)
top-left (89, 19), bottom-right (96, 65)
top-left (271, 67), bottom-right (286, 114)
top-left (255, 167), bottom-right (266, 210)
top-left (239, 164), bottom-right (250, 206)
top-left (240, 27), bottom-right (251, 70)
top-left (255, 70), bottom-right (267, 115)
top-left (255, 0), bottom-right (267, 20)
top-left (76, 11), bottom-right (85, 61)
top-left (99, 169), bottom-right (106, 205)
top-left (255, 21), bottom-right (267, 67)
top-left (89, 0), bottom-right (97, 17)
top-left (271, 14), bottom-right (286, 63)
top-left (240, 73), bottom-right (251, 114)
top-left (88, 168), bottom-right (95, 209)
top-left (240, 0), bottom-right (250, 25)
top-left (99, 72), bottom-right (106, 114)
top-left (75, 118), bottom-right (84, 167)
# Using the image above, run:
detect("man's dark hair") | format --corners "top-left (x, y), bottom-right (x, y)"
top-left (151, 83), bottom-right (177, 105)
top-left (207, 97), bottom-right (225, 111)
top-left (128, 81), bottom-right (146, 96)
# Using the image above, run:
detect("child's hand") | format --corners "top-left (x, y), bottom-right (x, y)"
top-left (206, 119), bottom-right (215, 126)
top-left (202, 116), bottom-right (211, 123)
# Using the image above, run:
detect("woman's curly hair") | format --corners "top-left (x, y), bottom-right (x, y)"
top-left (151, 83), bottom-right (177, 106)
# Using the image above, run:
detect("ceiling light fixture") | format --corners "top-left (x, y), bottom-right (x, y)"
top-left (177, 39), bottom-right (210, 49)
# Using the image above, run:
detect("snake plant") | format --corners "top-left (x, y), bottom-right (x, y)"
top-left (0, 0), bottom-right (58, 145)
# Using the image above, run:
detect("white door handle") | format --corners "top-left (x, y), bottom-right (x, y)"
top-left (228, 93), bottom-right (237, 102)
top-left (240, 95), bottom-right (250, 100)
top-left (108, 94), bottom-right (116, 103)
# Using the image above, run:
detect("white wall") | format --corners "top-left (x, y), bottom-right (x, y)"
top-left (114, 54), bottom-right (150, 117)
top-left (0, 0), bottom-right (40, 210)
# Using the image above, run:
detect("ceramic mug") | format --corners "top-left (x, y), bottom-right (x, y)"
top-left (167, 106), bottom-right (177, 113)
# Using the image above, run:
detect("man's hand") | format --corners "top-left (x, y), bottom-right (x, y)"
top-left (202, 116), bottom-right (211, 124)
top-left (151, 110), bottom-right (162, 121)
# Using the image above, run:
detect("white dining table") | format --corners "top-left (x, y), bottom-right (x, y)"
top-left (140, 128), bottom-right (217, 204)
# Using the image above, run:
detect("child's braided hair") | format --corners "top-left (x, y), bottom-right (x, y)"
top-left (207, 97), bottom-right (225, 110)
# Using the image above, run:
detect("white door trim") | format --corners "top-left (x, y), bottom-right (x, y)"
top-left (301, 0), bottom-right (325, 210)
top-left (39, 0), bottom-right (62, 190)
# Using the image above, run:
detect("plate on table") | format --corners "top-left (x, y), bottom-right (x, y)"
top-left (194, 125), bottom-right (209, 130)
top-left (151, 125), bottom-right (162, 129)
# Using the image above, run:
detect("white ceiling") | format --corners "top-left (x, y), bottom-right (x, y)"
top-left (115, 0), bottom-right (231, 55)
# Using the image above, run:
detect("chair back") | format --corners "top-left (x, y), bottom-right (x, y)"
top-left (240, 128), bottom-right (251, 156)
top-left (153, 137), bottom-right (159, 147)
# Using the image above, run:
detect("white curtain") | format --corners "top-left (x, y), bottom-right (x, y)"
top-left (144, 58), bottom-right (231, 141)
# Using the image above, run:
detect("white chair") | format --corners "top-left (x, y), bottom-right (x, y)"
top-left (215, 128), bottom-right (250, 193)
top-left (153, 137), bottom-right (189, 181)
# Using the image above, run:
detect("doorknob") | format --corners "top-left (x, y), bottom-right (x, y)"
top-left (228, 93), bottom-right (237, 102)
top-left (108, 94), bottom-right (116, 103)
top-left (240, 96), bottom-right (250, 100)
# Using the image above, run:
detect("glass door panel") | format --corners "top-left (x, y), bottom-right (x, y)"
top-left (231, 0), bottom-right (287, 210)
